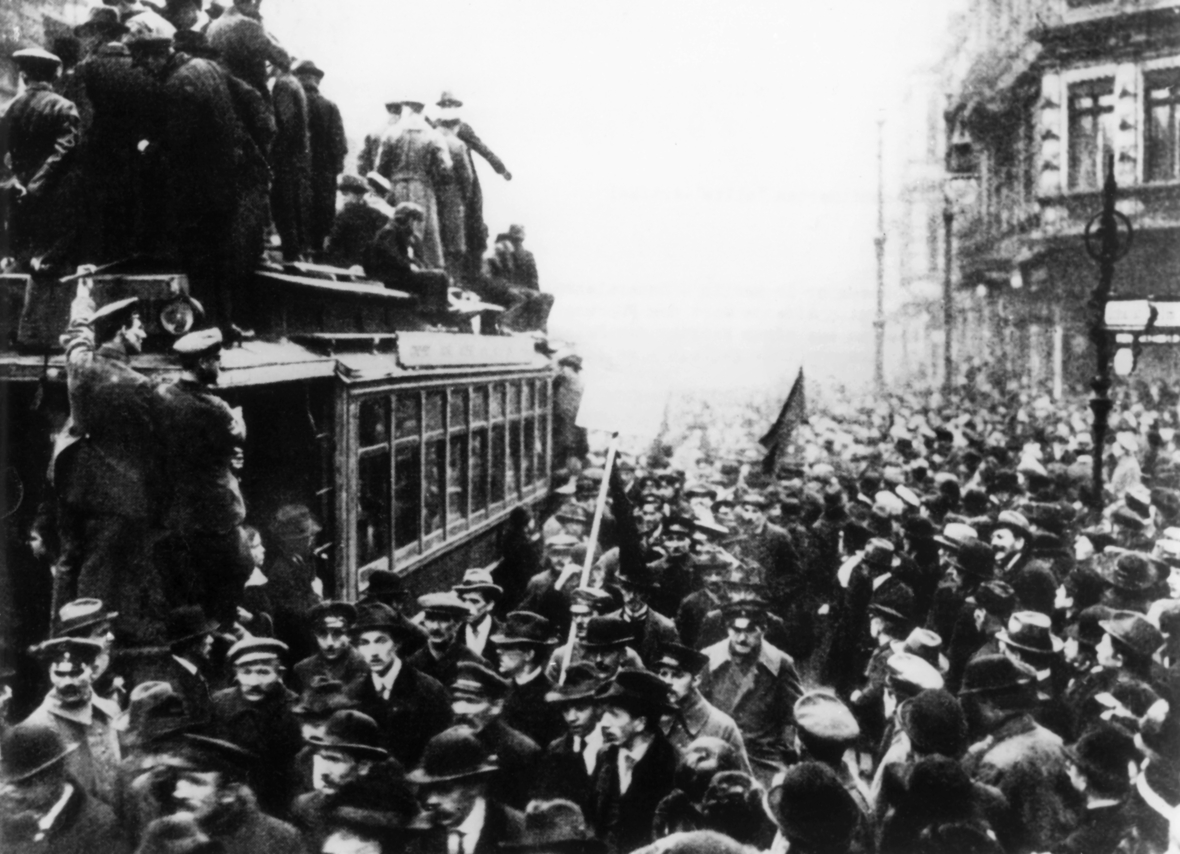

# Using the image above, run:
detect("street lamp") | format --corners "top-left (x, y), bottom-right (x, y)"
top-left (942, 173), bottom-right (978, 397)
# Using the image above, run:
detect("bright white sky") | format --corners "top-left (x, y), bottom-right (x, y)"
top-left (265, 0), bottom-right (957, 396)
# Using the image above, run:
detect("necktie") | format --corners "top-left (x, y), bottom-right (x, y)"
top-left (573, 736), bottom-right (583, 754)
top-left (448, 830), bottom-right (464, 854)
top-left (620, 752), bottom-right (637, 793)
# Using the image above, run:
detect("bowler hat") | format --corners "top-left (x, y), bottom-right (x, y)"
top-left (362, 569), bottom-right (408, 599)
top-left (868, 582), bottom-right (915, 625)
top-left (452, 661), bottom-right (510, 700)
top-left (292, 676), bottom-right (357, 717)
top-left (545, 663), bottom-right (603, 705)
top-left (0, 722), bottom-right (77, 783)
top-left (491, 611), bottom-right (557, 646)
top-left (997, 610), bottom-right (1064, 656)
top-left (1104, 553), bottom-right (1157, 592)
top-left (453, 568), bottom-right (504, 600)
top-left (418, 591), bottom-right (471, 620)
top-left (307, 600), bottom-right (357, 628)
top-left (76, 7), bottom-right (128, 37)
top-left (55, 598), bottom-right (118, 636)
top-left (793, 690), bottom-right (859, 744)
top-left (437, 90), bottom-right (463, 108)
top-left (181, 733), bottom-right (259, 773)
top-left (127, 681), bottom-right (196, 746)
top-left (950, 538), bottom-right (995, 579)
top-left (351, 602), bottom-right (406, 636)
top-left (890, 628), bottom-right (948, 672)
top-left (407, 726), bottom-right (498, 785)
top-left (594, 668), bottom-right (674, 717)
top-left (958, 654), bottom-right (1036, 697)
top-left (329, 774), bottom-right (421, 835)
top-left (165, 605), bottom-right (220, 646)
top-left (579, 616), bottom-right (633, 649)
top-left (1100, 611), bottom-right (1165, 659)
top-left (1065, 723), bottom-right (1138, 795)
top-left (898, 689), bottom-right (967, 757)
top-left (903, 516), bottom-right (936, 541)
top-left (766, 762), bottom-right (860, 851)
top-left (653, 642), bottom-right (708, 675)
top-left (307, 710), bottom-right (389, 761)
top-left (292, 58), bottom-right (324, 78)
top-left (501, 799), bottom-right (605, 853)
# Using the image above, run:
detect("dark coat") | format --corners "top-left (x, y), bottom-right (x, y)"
top-left (293, 646), bottom-right (370, 694)
top-left (406, 641), bottom-right (489, 690)
top-left (345, 662), bottom-right (453, 767)
top-left (501, 670), bottom-right (566, 749)
top-left (438, 119), bottom-right (509, 277)
top-left (408, 800), bottom-right (524, 854)
top-left (588, 733), bottom-right (679, 854)
top-left (647, 553), bottom-right (696, 620)
top-left (210, 686), bottom-right (303, 817)
top-left (617, 607), bottom-right (680, 668)
top-left (160, 654), bottom-right (214, 723)
top-left (517, 568), bottom-right (571, 638)
top-left (676, 588), bottom-right (723, 649)
top-left (155, 379), bottom-right (246, 534)
top-left (1054, 803), bottom-right (1132, 854)
top-left (269, 73), bottom-right (311, 258)
top-left (536, 732), bottom-right (597, 813)
top-left (474, 718), bottom-right (541, 810)
top-left (300, 78), bottom-right (347, 252)
top-left (326, 201), bottom-right (388, 267)
top-left (189, 787), bottom-right (305, 854)
top-left (0, 81), bottom-right (79, 196)
top-left (205, 6), bottom-right (289, 95)
top-left (0, 779), bottom-right (130, 854)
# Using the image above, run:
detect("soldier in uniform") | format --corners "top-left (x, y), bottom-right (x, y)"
top-left (155, 329), bottom-right (252, 627)
top-left (293, 601), bottom-right (369, 694)
top-left (0, 47), bottom-right (80, 268)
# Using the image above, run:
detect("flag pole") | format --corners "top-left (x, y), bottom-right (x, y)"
top-left (558, 432), bottom-right (619, 683)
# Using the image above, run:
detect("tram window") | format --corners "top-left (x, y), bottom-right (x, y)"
top-left (424, 439), bottom-right (445, 536)
top-left (537, 380), bottom-right (548, 409)
top-left (471, 428), bottom-right (488, 512)
top-left (425, 391), bottom-right (445, 434)
top-left (524, 381), bottom-right (535, 413)
top-left (509, 382), bottom-right (522, 416)
top-left (448, 434), bottom-right (468, 523)
top-left (491, 423), bottom-right (506, 502)
top-left (490, 383), bottom-right (505, 420)
top-left (523, 419), bottom-right (536, 485)
top-left (509, 421), bottom-right (522, 497)
top-left (359, 397), bottom-right (388, 448)
top-left (449, 388), bottom-right (467, 428)
top-left (393, 443), bottom-right (421, 547)
top-left (538, 414), bottom-right (549, 478)
top-left (471, 387), bottom-right (488, 423)
top-left (357, 451), bottom-right (391, 567)
top-left (395, 394), bottom-right (420, 440)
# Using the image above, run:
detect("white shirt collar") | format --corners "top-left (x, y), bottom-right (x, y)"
top-left (173, 655), bottom-right (199, 676)
top-left (456, 795), bottom-right (488, 847)
top-left (372, 658), bottom-right (403, 697)
top-left (515, 666), bottom-right (542, 686)
top-left (467, 617), bottom-right (493, 654)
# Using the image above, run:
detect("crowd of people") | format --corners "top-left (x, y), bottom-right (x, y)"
top-left (5, 365), bottom-right (1180, 854)
top-left (0, 0), bottom-right (549, 333)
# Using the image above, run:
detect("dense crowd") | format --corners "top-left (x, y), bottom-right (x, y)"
top-left (0, 0), bottom-right (550, 334)
top-left (5, 365), bottom-right (1180, 854)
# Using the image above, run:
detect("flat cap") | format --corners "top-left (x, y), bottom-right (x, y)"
top-left (226, 636), bottom-right (288, 667)
top-left (12, 47), bottom-right (61, 69)
top-left (793, 690), bottom-right (859, 743)
top-left (653, 642), bottom-right (708, 675)
top-left (885, 652), bottom-right (944, 696)
top-left (173, 327), bottom-right (223, 356)
top-left (451, 661), bottom-right (510, 700)
top-left (417, 591), bottom-right (471, 619)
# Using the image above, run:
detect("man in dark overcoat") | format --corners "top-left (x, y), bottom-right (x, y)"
top-left (325, 174), bottom-right (388, 267)
top-left (587, 669), bottom-right (679, 854)
top-left (611, 561), bottom-right (680, 668)
top-left (0, 48), bottom-right (80, 268)
top-left (269, 64), bottom-right (311, 260)
top-left (491, 612), bottom-right (566, 748)
top-left (159, 605), bottom-right (220, 723)
top-left (205, 0), bottom-right (288, 96)
top-left (54, 282), bottom-right (166, 643)
top-left (294, 59), bottom-right (347, 258)
top-left (406, 592), bottom-right (490, 688)
top-left (533, 663), bottom-right (604, 812)
top-left (155, 328), bottom-right (252, 626)
top-left (345, 602), bottom-right (454, 767)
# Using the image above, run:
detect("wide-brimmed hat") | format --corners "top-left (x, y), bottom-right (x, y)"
top-left (453, 568), bottom-right (504, 600)
top-left (292, 676), bottom-right (358, 718)
top-left (1100, 611), bottom-right (1165, 659)
top-left (127, 681), bottom-right (197, 747)
top-left (958, 654), bottom-right (1036, 697)
top-left (594, 668), bottom-right (674, 717)
top-left (0, 722), bottom-right (78, 783)
top-left (890, 628), bottom-right (948, 672)
top-left (165, 605), bottom-right (220, 646)
top-left (407, 726), bottom-right (498, 785)
top-left (868, 582), bottom-right (916, 625)
top-left (361, 569), bottom-right (409, 599)
top-left (579, 616), bottom-right (633, 650)
top-left (491, 611), bottom-right (557, 646)
top-left (307, 710), bottom-right (389, 761)
top-left (500, 799), bottom-right (605, 853)
top-left (950, 539), bottom-right (995, 579)
top-left (996, 611), bottom-right (1064, 656)
top-left (292, 58), bottom-right (324, 79)
top-left (12, 47), bottom-right (62, 75)
top-left (898, 689), bottom-right (968, 757)
top-left (545, 663), bottom-right (602, 705)
top-left (1103, 553), bottom-right (1157, 592)
top-left (55, 598), bottom-right (118, 637)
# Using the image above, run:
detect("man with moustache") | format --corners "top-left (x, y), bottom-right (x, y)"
top-left (448, 661), bottom-right (540, 810)
top-left (22, 638), bottom-right (121, 805)
top-left (346, 602), bottom-right (453, 767)
top-left (991, 511), bottom-right (1032, 581)
top-left (294, 601), bottom-right (369, 694)
top-left (547, 600), bottom-right (645, 681)
top-left (407, 592), bottom-right (489, 688)
top-left (209, 637), bottom-right (302, 817)
top-left (453, 569), bottom-right (503, 658)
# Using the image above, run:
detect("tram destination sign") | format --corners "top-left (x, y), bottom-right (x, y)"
top-left (1104, 299), bottom-right (1180, 332)
top-left (397, 331), bottom-right (538, 368)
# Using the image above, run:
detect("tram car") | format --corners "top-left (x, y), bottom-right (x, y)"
top-left (0, 261), bottom-right (555, 682)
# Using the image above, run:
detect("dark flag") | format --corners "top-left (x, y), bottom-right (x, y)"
top-left (759, 367), bottom-right (806, 474)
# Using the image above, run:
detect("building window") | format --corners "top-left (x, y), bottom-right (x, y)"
top-left (351, 376), bottom-right (551, 573)
top-left (1146, 70), bottom-right (1180, 183)
top-left (1068, 78), bottom-right (1114, 191)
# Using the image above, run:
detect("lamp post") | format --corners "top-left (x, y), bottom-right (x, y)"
top-left (1084, 151), bottom-right (1132, 507)
top-left (874, 117), bottom-right (886, 394)
top-left (941, 175), bottom-right (977, 398)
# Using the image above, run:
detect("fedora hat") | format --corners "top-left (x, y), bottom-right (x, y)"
top-left (453, 568), bottom-right (504, 600)
top-left (307, 710), bottom-right (389, 761)
top-left (55, 598), bottom-right (118, 636)
top-left (545, 663), bottom-right (603, 705)
top-left (890, 628), bottom-right (948, 672)
top-left (351, 602), bottom-right (407, 636)
top-left (292, 58), bottom-right (324, 79)
top-left (1103, 553), bottom-right (1157, 592)
top-left (580, 616), bottom-right (633, 650)
top-left (868, 582), bottom-right (915, 625)
top-left (437, 90), bottom-right (463, 108)
top-left (501, 799), bottom-right (605, 853)
top-left (127, 682), bottom-right (196, 747)
top-left (292, 676), bottom-right (358, 718)
top-left (958, 654), bottom-right (1036, 697)
top-left (0, 722), bottom-right (78, 783)
top-left (361, 569), bottom-right (408, 599)
top-left (407, 726), bottom-right (498, 785)
top-left (1099, 611), bottom-right (1165, 659)
top-left (594, 668), bottom-right (675, 718)
top-left (165, 605), bottom-right (220, 646)
top-left (996, 611), bottom-right (1064, 656)
top-left (491, 611), bottom-right (557, 647)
